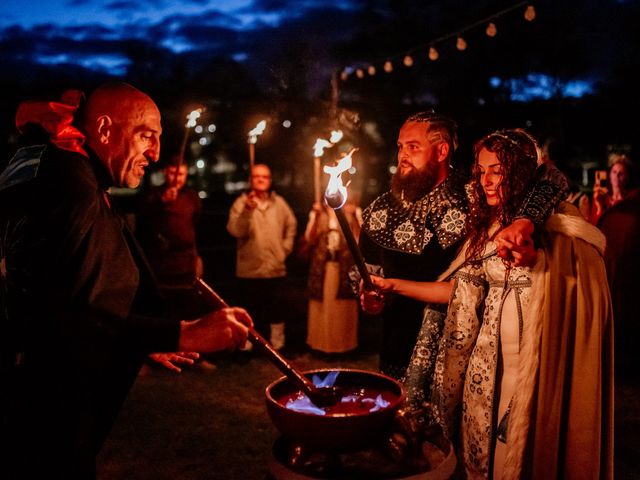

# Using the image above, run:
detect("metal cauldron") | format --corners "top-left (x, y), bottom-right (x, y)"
top-left (265, 368), bottom-right (405, 453)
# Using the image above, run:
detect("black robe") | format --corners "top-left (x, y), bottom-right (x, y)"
top-left (0, 138), bottom-right (179, 478)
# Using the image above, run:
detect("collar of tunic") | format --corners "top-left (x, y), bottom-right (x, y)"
top-left (362, 172), bottom-right (470, 254)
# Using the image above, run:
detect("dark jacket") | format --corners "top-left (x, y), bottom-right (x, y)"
top-left (0, 137), bottom-right (179, 478)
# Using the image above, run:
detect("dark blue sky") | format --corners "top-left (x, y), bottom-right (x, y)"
top-left (0, 0), bottom-right (366, 75)
top-left (0, 1), bottom-right (637, 103)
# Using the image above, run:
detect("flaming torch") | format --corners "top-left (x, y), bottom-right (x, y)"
top-left (180, 108), bottom-right (203, 165)
top-left (248, 120), bottom-right (266, 171)
top-left (312, 130), bottom-right (343, 203)
top-left (324, 148), bottom-right (373, 290)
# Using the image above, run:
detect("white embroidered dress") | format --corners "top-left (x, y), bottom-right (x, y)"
top-left (432, 243), bottom-right (532, 479)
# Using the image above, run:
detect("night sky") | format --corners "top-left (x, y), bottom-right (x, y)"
top-left (1, 0), bottom-right (638, 169)
top-left (0, 0), bottom-right (366, 76)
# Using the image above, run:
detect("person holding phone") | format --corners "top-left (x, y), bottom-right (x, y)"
top-left (588, 152), bottom-right (635, 224)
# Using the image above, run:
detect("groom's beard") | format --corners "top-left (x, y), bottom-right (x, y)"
top-left (391, 161), bottom-right (439, 202)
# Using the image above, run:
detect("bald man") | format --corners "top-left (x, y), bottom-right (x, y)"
top-left (0, 83), bottom-right (252, 478)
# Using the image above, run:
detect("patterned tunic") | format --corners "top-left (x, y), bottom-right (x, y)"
top-left (360, 172), bottom-right (469, 379)
top-left (431, 246), bottom-right (532, 479)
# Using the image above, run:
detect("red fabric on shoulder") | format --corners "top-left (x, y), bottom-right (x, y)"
top-left (15, 89), bottom-right (88, 158)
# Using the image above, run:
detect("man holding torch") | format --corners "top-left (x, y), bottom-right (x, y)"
top-left (357, 111), bottom-right (568, 380)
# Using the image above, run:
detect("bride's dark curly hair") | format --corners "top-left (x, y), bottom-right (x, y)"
top-left (465, 128), bottom-right (539, 261)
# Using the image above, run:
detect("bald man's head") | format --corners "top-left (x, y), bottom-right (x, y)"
top-left (81, 82), bottom-right (162, 188)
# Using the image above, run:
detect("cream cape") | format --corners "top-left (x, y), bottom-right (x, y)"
top-left (502, 203), bottom-right (614, 479)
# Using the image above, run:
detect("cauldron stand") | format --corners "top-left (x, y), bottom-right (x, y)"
top-left (267, 435), bottom-right (456, 480)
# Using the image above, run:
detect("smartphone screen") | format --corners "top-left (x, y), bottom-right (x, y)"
top-left (595, 170), bottom-right (608, 190)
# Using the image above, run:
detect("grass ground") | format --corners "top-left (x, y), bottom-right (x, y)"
top-left (96, 277), bottom-right (640, 479)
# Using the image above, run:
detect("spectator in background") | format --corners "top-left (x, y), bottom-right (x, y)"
top-left (304, 198), bottom-right (362, 355)
top-left (597, 159), bottom-right (640, 380)
top-left (226, 163), bottom-right (297, 350)
top-left (136, 155), bottom-right (206, 372)
top-left (137, 156), bottom-right (203, 288)
top-left (588, 152), bottom-right (635, 224)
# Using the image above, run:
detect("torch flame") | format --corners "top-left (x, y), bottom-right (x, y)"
top-left (329, 130), bottom-right (343, 143)
top-left (324, 148), bottom-right (358, 209)
top-left (313, 138), bottom-right (332, 157)
top-left (185, 109), bottom-right (202, 128)
top-left (248, 120), bottom-right (267, 144)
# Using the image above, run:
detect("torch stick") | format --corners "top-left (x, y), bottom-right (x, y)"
top-left (193, 277), bottom-right (342, 407)
top-left (324, 148), bottom-right (373, 290)
top-left (327, 198), bottom-right (373, 291)
top-left (313, 156), bottom-right (321, 203)
top-left (312, 138), bottom-right (332, 204)
top-left (248, 143), bottom-right (255, 172)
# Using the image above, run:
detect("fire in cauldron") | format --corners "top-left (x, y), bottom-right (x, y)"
top-left (266, 368), bottom-right (404, 453)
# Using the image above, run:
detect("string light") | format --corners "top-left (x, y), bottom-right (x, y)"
top-left (339, 1), bottom-right (537, 81)
top-left (524, 4), bottom-right (536, 21)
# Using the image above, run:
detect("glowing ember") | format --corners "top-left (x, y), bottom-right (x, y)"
top-left (323, 148), bottom-right (357, 209)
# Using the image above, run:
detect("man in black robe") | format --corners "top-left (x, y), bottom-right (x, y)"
top-left (0, 83), bottom-right (252, 478)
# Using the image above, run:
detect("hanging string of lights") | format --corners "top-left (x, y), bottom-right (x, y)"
top-left (340, 1), bottom-right (536, 81)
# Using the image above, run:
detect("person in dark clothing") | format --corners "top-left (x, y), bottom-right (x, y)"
top-left (137, 158), bottom-right (203, 287)
top-left (358, 111), bottom-right (568, 380)
top-left (597, 187), bottom-right (640, 380)
top-left (0, 83), bottom-right (252, 479)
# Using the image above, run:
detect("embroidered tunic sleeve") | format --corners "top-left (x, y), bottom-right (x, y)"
top-left (431, 262), bottom-right (487, 437)
top-left (516, 162), bottom-right (569, 225)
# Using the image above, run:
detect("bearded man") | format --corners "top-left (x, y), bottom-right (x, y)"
top-left (359, 111), bottom-right (568, 380)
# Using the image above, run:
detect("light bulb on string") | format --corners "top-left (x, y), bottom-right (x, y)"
top-left (340, 69), bottom-right (349, 81)
top-left (403, 55), bottom-right (414, 67)
top-left (428, 46), bottom-right (439, 61)
top-left (456, 36), bottom-right (467, 51)
top-left (384, 60), bottom-right (393, 73)
top-left (356, 68), bottom-right (364, 79)
top-left (368, 65), bottom-right (376, 75)
top-left (486, 22), bottom-right (497, 37)
top-left (524, 4), bottom-right (536, 21)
